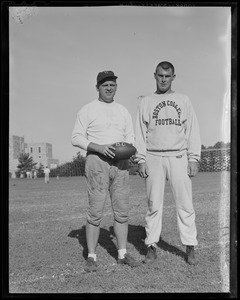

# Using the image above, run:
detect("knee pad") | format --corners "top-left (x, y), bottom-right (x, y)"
top-left (87, 213), bottom-right (102, 226)
top-left (114, 212), bottom-right (129, 224)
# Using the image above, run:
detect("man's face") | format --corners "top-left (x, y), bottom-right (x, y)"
top-left (154, 66), bottom-right (175, 94)
top-left (97, 80), bottom-right (117, 103)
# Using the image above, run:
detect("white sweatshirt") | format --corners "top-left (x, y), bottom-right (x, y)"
top-left (135, 93), bottom-right (201, 163)
top-left (72, 99), bottom-right (135, 151)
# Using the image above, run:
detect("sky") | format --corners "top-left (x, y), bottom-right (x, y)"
top-left (9, 5), bottom-right (231, 163)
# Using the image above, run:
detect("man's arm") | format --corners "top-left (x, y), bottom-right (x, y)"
top-left (124, 110), bottom-right (135, 145)
top-left (138, 162), bottom-right (149, 178)
top-left (135, 97), bottom-right (148, 164)
top-left (71, 108), bottom-right (91, 151)
top-left (87, 142), bottom-right (116, 159)
top-left (187, 161), bottom-right (199, 177)
top-left (186, 100), bottom-right (201, 166)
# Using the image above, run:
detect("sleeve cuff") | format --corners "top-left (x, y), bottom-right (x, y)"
top-left (188, 158), bottom-right (199, 162)
top-left (137, 159), bottom-right (146, 164)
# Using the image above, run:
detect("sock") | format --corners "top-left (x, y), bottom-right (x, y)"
top-left (88, 253), bottom-right (97, 261)
top-left (118, 248), bottom-right (127, 259)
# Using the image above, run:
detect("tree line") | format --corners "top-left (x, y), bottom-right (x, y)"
top-left (201, 141), bottom-right (230, 150)
top-left (12, 141), bottom-right (230, 178)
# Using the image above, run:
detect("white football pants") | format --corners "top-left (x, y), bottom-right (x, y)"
top-left (145, 153), bottom-right (198, 246)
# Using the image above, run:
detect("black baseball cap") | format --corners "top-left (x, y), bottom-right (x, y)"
top-left (97, 71), bottom-right (118, 86)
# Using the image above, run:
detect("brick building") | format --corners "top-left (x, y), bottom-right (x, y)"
top-left (9, 135), bottom-right (59, 178)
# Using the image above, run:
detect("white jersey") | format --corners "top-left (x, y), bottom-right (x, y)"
top-left (72, 99), bottom-right (135, 151)
top-left (44, 168), bottom-right (50, 175)
top-left (135, 93), bottom-right (201, 163)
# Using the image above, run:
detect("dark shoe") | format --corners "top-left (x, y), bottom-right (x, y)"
top-left (144, 245), bottom-right (157, 264)
top-left (118, 253), bottom-right (140, 267)
top-left (186, 246), bottom-right (196, 265)
top-left (84, 257), bottom-right (97, 272)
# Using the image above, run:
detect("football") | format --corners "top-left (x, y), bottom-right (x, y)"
top-left (111, 142), bottom-right (136, 160)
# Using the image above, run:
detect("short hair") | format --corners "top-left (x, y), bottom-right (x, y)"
top-left (155, 61), bottom-right (175, 74)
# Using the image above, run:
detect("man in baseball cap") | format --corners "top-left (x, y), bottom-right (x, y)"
top-left (96, 70), bottom-right (118, 87)
top-left (72, 69), bottom-right (139, 272)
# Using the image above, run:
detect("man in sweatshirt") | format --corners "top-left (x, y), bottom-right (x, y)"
top-left (135, 61), bottom-right (201, 265)
top-left (72, 70), bottom-right (139, 272)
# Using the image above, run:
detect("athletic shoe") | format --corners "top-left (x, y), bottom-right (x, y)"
top-left (186, 246), bottom-right (196, 265)
top-left (84, 257), bottom-right (97, 272)
top-left (117, 253), bottom-right (140, 267)
top-left (144, 245), bottom-right (157, 264)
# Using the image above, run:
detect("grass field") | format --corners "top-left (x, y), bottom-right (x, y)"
top-left (8, 171), bottom-right (230, 294)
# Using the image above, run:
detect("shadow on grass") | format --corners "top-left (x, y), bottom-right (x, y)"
top-left (126, 225), bottom-right (146, 255)
top-left (127, 225), bottom-right (186, 260)
top-left (157, 238), bottom-right (186, 260)
top-left (68, 227), bottom-right (88, 259)
top-left (68, 226), bottom-right (118, 261)
top-left (68, 225), bottom-right (186, 261)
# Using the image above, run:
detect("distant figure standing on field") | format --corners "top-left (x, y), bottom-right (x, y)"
top-left (72, 70), bottom-right (139, 272)
top-left (33, 170), bottom-right (38, 179)
top-left (44, 166), bottom-right (50, 184)
top-left (135, 61), bottom-right (201, 265)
